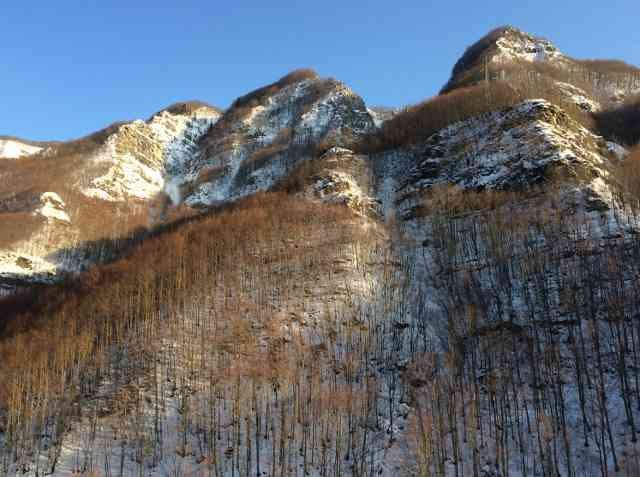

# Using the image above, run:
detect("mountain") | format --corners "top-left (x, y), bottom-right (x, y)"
top-left (442, 26), bottom-right (640, 106)
top-left (1, 27), bottom-right (640, 476)
top-left (0, 102), bottom-right (221, 293)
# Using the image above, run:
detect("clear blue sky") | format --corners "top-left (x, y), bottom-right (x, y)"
top-left (2, 1), bottom-right (639, 141)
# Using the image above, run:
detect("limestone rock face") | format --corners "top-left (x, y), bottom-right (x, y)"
top-left (82, 105), bottom-right (220, 202)
top-left (180, 77), bottom-right (375, 206)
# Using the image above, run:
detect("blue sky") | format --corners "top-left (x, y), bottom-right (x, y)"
top-left (2, 1), bottom-right (639, 141)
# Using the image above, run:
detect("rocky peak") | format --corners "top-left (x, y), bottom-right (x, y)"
top-left (444, 26), bottom-right (640, 104)
top-left (443, 26), bottom-right (568, 93)
top-left (177, 71), bottom-right (375, 206)
top-left (81, 104), bottom-right (221, 202)
top-left (490, 26), bottom-right (566, 65)
top-left (149, 100), bottom-right (221, 120)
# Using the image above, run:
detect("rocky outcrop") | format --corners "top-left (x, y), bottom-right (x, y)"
top-left (181, 76), bottom-right (375, 206)
top-left (82, 105), bottom-right (220, 201)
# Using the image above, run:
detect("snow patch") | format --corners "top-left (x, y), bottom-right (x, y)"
top-left (0, 139), bottom-right (43, 159)
top-left (0, 251), bottom-right (58, 283)
top-left (607, 141), bottom-right (628, 159)
top-left (34, 192), bottom-right (70, 223)
top-left (493, 30), bottom-right (565, 65)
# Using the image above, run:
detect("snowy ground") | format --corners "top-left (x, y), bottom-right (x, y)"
top-left (0, 138), bottom-right (43, 159)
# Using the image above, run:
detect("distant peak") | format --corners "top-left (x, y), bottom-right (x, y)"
top-left (441, 26), bottom-right (565, 93)
top-left (451, 26), bottom-right (561, 77)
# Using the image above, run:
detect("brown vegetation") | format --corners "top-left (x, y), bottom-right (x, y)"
top-left (0, 192), bottom-right (383, 475)
top-left (2, 171), bottom-right (639, 475)
top-left (418, 184), bottom-right (533, 217)
top-left (576, 59), bottom-right (640, 75)
top-left (358, 78), bottom-right (592, 153)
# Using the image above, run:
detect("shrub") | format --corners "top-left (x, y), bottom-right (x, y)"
top-left (575, 59), bottom-right (640, 75)
top-left (445, 56), bottom-right (598, 96)
top-left (273, 155), bottom-right (331, 194)
top-left (359, 83), bottom-right (514, 152)
top-left (420, 185), bottom-right (525, 217)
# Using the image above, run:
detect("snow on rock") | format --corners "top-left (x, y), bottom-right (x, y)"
top-left (397, 100), bottom-right (611, 211)
top-left (607, 141), bottom-right (628, 159)
top-left (555, 81), bottom-right (601, 112)
top-left (320, 146), bottom-right (355, 159)
top-left (492, 27), bottom-right (567, 65)
top-left (296, 83), bottom-right (373, 137)
top-left (0, 251), bottom-right (59, 295)
top-left (311, 170), bottom-right (377, 214)
top-left (0, 138), bottom-right (43, 158)
top-left (305, 148), bottom-right (381, 217)
top-left (0, 251), bottom-right (57, 276)
top-left (82, 108), bottom-right (219, 202)
top-left (83, 145), bottom-right (166, 201)
top-left (367, 107), bottom-right (398, 128)
top-left (34, 192), bottom-right (70, 223)
top-left (183, 77), bottom-right (375, 207)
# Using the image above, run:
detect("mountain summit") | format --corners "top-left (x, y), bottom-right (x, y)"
top-left (443, 25), bottom-right (640, 105)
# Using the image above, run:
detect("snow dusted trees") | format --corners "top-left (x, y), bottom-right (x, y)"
top-left (0, 191), bottom-right (414, 476)
top-left (403, 184), bottom-right (640, 476)
top-left (3, 158), bottom-right (640, 476)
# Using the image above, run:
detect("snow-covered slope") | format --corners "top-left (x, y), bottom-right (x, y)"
top-left (0, 137), bottom-right (44, 158)
top-left (397, 99), bottom-right (613, 211)
top-left (370, 99), bottom-right (619, 225)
